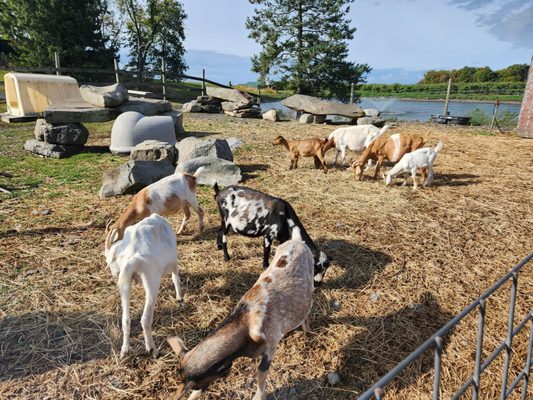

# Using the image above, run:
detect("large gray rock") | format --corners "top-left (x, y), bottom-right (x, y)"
top-left (196, 95), bottom-right (221, 105)
top-left (200, 104), bottom-right (222, 114)
top-left (176, 156), bottom-right (242, 186)
top-left (176, 137), bottom-right (233, 163)
top-left (206, 87), bottom-right (256, 104)
top-left (262, 109), bottom-right (279, 122)
top-left (98, 160), bottom-right (175, 198)
top-left (182, 101), bottom-right (202, 113)
top-left (221, 101), bottom-right (253, 111)
top-left (225, 137), bottom-right (244, 151)
top-left (130, 140), bottom-right (177, 163)
top-left (282, 94), bottom-right (364, 118)
top-left (34, 119), bottom-right (89, 145)
top-left (24, 139), bottom-right (84, 159)
top-left (363, 108), bottom-right (381, 117)
top-left (224, 108), bottom-right (262, 118)
top-left (79, 83), bottom-right (129, 108)
top-left (357, 116), bottom-right (386, 127)
top-left (299, 113), bottom-right (315, 124)
top-left (314, 115), bottom-right (326, 124)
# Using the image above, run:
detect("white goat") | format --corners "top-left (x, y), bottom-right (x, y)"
top-left (105, 214), bottom-right (183, 358)
top-left (325, 124), bottom-right (390, 165)
top-left (385, 142), bottom-right (444, 190)
top-left (167, 235), bottom-right (314, 400)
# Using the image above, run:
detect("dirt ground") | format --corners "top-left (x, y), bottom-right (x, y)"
top-left (0, 113), bottom-right (532, 399)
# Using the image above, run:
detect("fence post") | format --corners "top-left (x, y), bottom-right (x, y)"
top-left (443, 78), bottom-right (452, 115)
top-left (229, 81), bottom-right (232, 88)
top-left (54, 52), bottom-right (61, 75)
top-left (350, 82), bottom-right (354, 104)
top-left (114, 58), bottom-right (120, 83)
top-left (489, 100), bottom-right (500, 134)
top-left (161, 59), bottom-right (166, 101)
top-left (202, 68), bottom-right (206, 96)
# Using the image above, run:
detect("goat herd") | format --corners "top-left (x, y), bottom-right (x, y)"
top-left (103, 123), bottom-right (444, 399)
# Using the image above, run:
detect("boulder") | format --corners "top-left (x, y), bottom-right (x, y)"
top-left (221, 101), bottom-right (253, 112)
top-left (282, 94), bottom-right (364, 118)
top-left (225, 137), bottom-right (244, 151)
top-left (160, 109), bottom-right (185, 135)
top-left (262, 109), bottom-right (279, 122)
top-left (176, 137), bottom-right (233, 164)
top-left (175, 156), bottom-right (242, 186)
top-left (196, 95), bottom-right (222, 105)
top-left (182, 101), bottom-right (202, 113)
top-left (98, 160), bottom-right (175, 198)
top-left (224, 108), bottom-right (262, 118)
top-left (206, 86), bottom-right (256, 104)
top-left (24, 139), bottom-right (84, 159)
top-left (299, 113), bottom-right (315, 124)
top-left (34, 119), bottom-right (89, 145)
top-left (363, 108), bottom-right (380, 117)
top-left (314, 115), bottom-right (326, 124)
top-left (130, 140), bottom-right (177, 163)
top-left (357, 116), bottom-right (386, 127)
top-left (200, 104), bottom-right (223, 113)
top-left (79, 83), bottom-right (129, 108)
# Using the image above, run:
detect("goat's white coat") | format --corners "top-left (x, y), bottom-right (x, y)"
top-left (385, 142), bottom-right (444, 190)
top-left (105, 214), bottom-right (182, 358)
top-left (328, 124), bottom-right (389, 165)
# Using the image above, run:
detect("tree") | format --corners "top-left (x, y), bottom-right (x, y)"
top-left (0, 0), bottom-right (117, 68)
top-left (246, 0), bottom-right (370, 100)
top-left (419, 70), bottom-right (451, 84)
top-left (497, 64), bottom-right (529, 82)
top-left (118, 0), bottom-right (187, 81)
top-left (472, 66), bottom-right (496, 82)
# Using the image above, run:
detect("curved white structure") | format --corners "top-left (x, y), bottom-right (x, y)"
top-left (4, 73), bottom-right (81, 117)
top-left (110, 111), bottom-right (176, 154)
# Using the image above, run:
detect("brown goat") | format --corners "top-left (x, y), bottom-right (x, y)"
top-left (351, 133), bottom-right (425, 180)
top-left (273, 135), bottom-right (329, 173)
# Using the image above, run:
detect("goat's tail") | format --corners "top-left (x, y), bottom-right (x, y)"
top-left (434, 141), bottom-right (444, 153)
top-left (379, 124), bottom-right (390, 136)
top-left (193, 166), bottom-right (206, 179)
top-left (213, 182), bottom-right (220, 197)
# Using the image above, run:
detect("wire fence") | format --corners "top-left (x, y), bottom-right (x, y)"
top-left (358, 252), bottom-right (533, 400)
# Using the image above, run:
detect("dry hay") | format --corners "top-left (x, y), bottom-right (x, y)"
top-left (0, 114), bottom-right (532, 399)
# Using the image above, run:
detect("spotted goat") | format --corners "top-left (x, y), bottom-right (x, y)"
top-left (214, 184), bottom-right (330, 285)
top-left (167, 237), bottom-right (315, 400)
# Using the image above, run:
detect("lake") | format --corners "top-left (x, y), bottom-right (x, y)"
top-left (260, 97), bottom-right (522, 122)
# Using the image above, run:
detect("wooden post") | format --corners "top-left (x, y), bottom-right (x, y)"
top-left (114, 58), bottom-right (120, 83)
top-left (489, 100), bottom-right (500, 134)
top-left (350, 82), bottom-right (354, 104)
top-left (54, 52), bottom-right (61, 75)
top-left (443, 78), bottom-right (452, 115)
top-left (202, 68), bottom-right (206, 96)
top-left (229, 81), bottom-right (232, 88)
top-left (161, 59), bottom-right (167, 101)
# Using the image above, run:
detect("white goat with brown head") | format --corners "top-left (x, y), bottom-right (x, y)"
top-left (167, 236), bottom-right (314, 400)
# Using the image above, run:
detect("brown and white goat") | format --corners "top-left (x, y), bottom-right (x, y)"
top-left (273, 135), bottom-right (329, 173)
top-left (351, 133), bottom-right (425, 180)
top-left (105, 169), bottom-right (205, 251)
top-left (167, 237), bottom-right (315, 400)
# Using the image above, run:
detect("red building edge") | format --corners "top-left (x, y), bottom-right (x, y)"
top-left (517, 54), bottom-right (533, 138)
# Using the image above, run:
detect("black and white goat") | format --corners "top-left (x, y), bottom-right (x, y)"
top-left (214, 184), bottom-right (330, 285)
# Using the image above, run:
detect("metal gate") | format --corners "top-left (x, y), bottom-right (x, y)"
top-left (358, 253), bottom-right (533, 400)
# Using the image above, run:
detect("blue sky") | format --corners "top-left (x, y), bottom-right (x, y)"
top-left (173, 0), bottom-right (533, 84)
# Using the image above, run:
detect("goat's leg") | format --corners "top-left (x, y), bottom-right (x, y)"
top-left (293, 154), bottom-right (299, 169)
top-left (262, 235), bottom-right (272, 269)
top-left (420, 168), bottom-right (428, 184)
top-left (333, 149), bottom-right (339, 165)
top-left (140, 274), bottom-right (161, 357)
top-left (176, 206), bottom-right (191, 235)
top-left (316, 152), bottom-right (328, 174)
top-left (171, 262), bottom-right (184, 304)
top-left (411, 168), bottom-right (418, 190)
top-left (253, 345), bottom-right (278, 400)
top-left (373, 156), bottom-right (384, 179)
top-left (423, 166), bottom-right (434, 187)
top-left (118, 270), bottom-right (133, 359)
top-left (217, 226), bottom-right (231, 261)
top-left (340, 147), bottom-right (347, 165)
top-left (313, 155), bottom-right (321, 169)
top-left (188, 197), bottom-right (205, 232)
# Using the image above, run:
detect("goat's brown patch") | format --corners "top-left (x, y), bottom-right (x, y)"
top-left (243, 284), bottom-right (261, 301)
top-left (184, 174), bottom-right (197, 191)
top-left (262, 276), bottom-right (272, 284)
top-left (275, 255), bottom-right (288, 268)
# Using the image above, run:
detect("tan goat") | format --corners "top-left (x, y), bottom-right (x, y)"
top-left (105, 170), bottom-right (205, 251)
top-left (351, 133), bottom-right (425, 180)
top-left (273, 135), bottom-right (329, 173)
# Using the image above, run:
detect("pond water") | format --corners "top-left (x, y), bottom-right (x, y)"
top-left (260, 97), bottom-right (522, 122)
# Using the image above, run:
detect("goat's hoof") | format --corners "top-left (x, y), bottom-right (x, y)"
top-left (120, 345), bottom-right (130, 359)
top-left (178, 300), bottom-right (185, 308)
top-left (223, 255), bottom-right (230, 261)
top-left (149, 347), bottom-right (159, 359)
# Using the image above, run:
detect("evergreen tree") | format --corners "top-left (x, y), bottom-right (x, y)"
top-left (0, 0), bottom-right (117, 68)
top-left (118, 0), bottom-right (187, 81)
top-left (246, 0), bottom-right (370, 100)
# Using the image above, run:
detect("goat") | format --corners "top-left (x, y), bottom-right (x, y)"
top-left (323, 124), bottom-right (390, 165)
top-left (385, 142), bottom-right (444, 190)
top-left (104, 214), bottom-right (183, 358)
top-left (105, 169), bottom-right (205, 251)
top-left (214, 184), bottom-right (330, 286)
top-left (273, 135), bottom-right (329, 173)
top-left (351, 133), bottom-right (426, 181)
top-left (167, 237), bottom-right (314, 400)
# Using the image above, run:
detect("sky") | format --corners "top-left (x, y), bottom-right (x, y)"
top-left (176, 0), bottom-right (533, 84)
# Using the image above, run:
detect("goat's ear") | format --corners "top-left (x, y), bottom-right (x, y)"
top-left (167, 336), bottom-right (189, 359)
top-left (105, 219), bottom-right (113, 233)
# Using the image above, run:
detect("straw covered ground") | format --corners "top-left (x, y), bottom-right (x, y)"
top-left (0, 113), bottom-right (532, 399)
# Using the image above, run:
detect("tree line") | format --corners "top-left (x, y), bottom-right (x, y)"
top-left (419, 65), bottom-right (529, 84)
